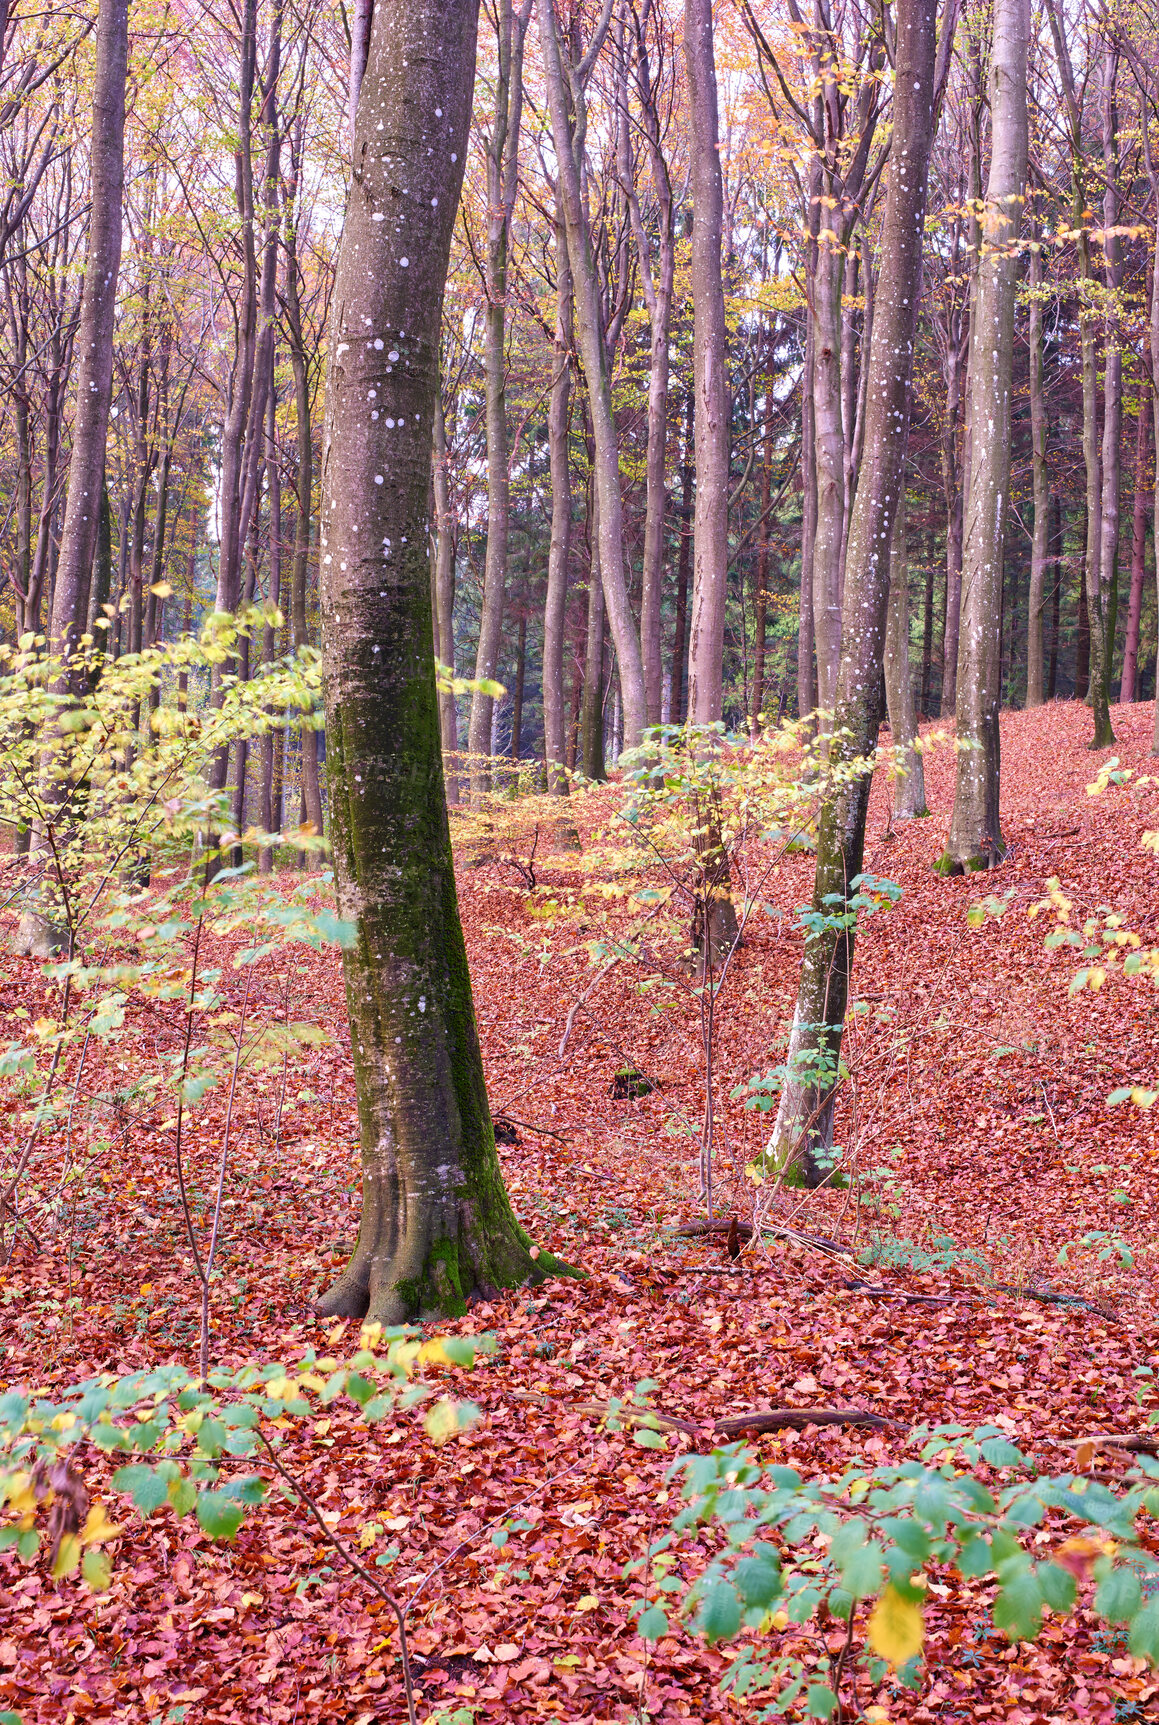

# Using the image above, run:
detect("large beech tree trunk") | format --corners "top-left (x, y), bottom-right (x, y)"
top-left (316, 0), bottom-right (566, 1323)
top-left (939, 0), bottom-right (1028, 874)
top-left (1089, 42), bottom-right (1121, 747)
top-left (769, 0), bottom-right (937, 1183)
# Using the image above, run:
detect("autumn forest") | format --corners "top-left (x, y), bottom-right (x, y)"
top-left (1, 0), bottom-right (1159, 1722)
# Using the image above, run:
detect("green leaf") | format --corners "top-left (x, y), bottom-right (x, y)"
top-left (1127, 1597), bottom-right (1159, 1666)
top-left (196, 1490), bottom-right (244, 1540)
top-left (1036, 1562), bottom-right (1077, 1614)
top-left (1095, 1566), bottom-right (1142, 1624)
top-left (81, 1548), bottom-right (112, 1592)
top-left (167, 1477), bottom-right (198, 1517)
top-left (842, 1540), bottom-right (885, 1600)
top-left (633, 1427), bottom-right (667, 1450)
top-left (979, 1437), bottom-right (1025, 1468)
top-left (993, 1570), bottom-right (1044, 1642)
top-left (112, 1464), bottom-right (170, 1515)
top-left (637, 1605), bottom-right (668, 1642)
top-left (696, 1579), bottom-right (742, 1644)
top-left (805, 1684), bottom-right (838, 1719)
top-left (732, 1550), bottom-right (782, 1609)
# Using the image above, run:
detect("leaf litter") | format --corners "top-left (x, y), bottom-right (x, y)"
top-left (1, 699), bottom-right (1158, 1722)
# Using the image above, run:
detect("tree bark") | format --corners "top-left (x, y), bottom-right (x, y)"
top-left (1025, 216), bottom-right (1049, 708)
top-left (45, 0), bottom-right (127, 660)
top-left (1089, 41), bottom-right (1121, 747)
top-left (468, 0), bottom-right (532, 790)
top-left (884, 485), bottom-right (928, 819)
top-left (542, 191), bottom-right (573, 794)
top-left (684, 0), bottom-right (729, 727)
top-left (432, 390), bottom-right (459, 795)
top-left (316, 0), bottom-right (566, 1322)
top-left (668, 384), bottom-right (693, 723)
top-left (1120, 392), bottom-right (1151, 705)
top-left (769, 0), bottom-right (937, 1182)
top-left (539, 0), bottom-right (647, 746)
top-left (939, 0), bottom-right (1028, 874)
top-left (798, 318), bottom-right (817, 721)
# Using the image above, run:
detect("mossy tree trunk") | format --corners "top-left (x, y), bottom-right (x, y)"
top-left (769, 0), bottom-right (937, 1184)
top-left (939, 0), bottom-right (1028, 873)
top-left (316, 0), bottom-right (567, 1324)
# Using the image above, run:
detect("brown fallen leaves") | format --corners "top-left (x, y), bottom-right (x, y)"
top-left (1, 699), bottom-right (1158, 1723)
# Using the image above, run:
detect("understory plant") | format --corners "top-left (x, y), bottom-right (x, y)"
top-left (631, 1422), bottom-right (1159, 1720)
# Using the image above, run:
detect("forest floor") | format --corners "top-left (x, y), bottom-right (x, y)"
top-left (2, 698), bottom-right (1159, 1725)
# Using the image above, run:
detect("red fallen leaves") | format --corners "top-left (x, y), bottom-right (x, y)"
top-left (1, 700), bottom-right (1159, 1722)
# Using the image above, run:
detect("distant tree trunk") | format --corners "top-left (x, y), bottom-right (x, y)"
top-left (46, 0), bottom-right (127, 661)
top-left (316, 0), bottom-right (564, 1323)
top-left (811, 244), bottom-right (845, 715)
top-left (884, 486), bottom-right (928, 819)
top-left (668, 385), bottom-right (694, 723)
top-left (1025, 216), bottom-right (1049, 708)
top-left (1121, 392), bottom-right (1151, 705)
top-left (939, 0), bottom-right (1028, 874)
top-left (798, 320), bottom-right (817, 722)
top-left (509, 613), bottom-right (526, 761)
top-left (543, 192), bottom-right (573, 794)
top-left (1088, 41), bottom-right (1121, 746)
top-left (259, 380), bottom-right (281, 874)
top-left (539, 0), bottom-right (647, 746)
top-left (769, 0), bottom-right (937, 1182)
top-left (751, 397), bottom-right (773, 734)
top-left (468, 0), bottom-right (532, 790)
top-left (684, 0), bottom-right (729, 728)
top-left (283, 128), bottom-right (324, 840)
top-left (1076, 542), bottom-right (1091, 699)
top-left (432, 391), bottom-right (459, 796)
top-left (920, 525), bottom-right (936, 715)
top-left (1048, 491), bottom-right (1062, 698)
top-left (628, 5), bottom-right (674, 727)
top-left (581, 495), bottom-right (606, 781)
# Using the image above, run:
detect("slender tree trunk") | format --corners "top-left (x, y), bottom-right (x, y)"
top-left (684, 0), bottom-right (729, 726)
top-left (259, 379), bottom-right (281, 874)
top-left (543, 193), bottom-right (572, 794)
top-left (316, 0), bottom-right (565, 1323)
top-left (668, 385), bottom-right (694, 723)
top-left (769, 0), bottom-right (937, 1182)
top-left (1026, 218), bottom-right (1049, 708)
top-left (798, 319), bottom-right (817, 721)
top-left (581, 489), bottom-right (606, 781)
top-left (811, 243), bottom-right (846, 714)
top-left (468, 0), bottom-right (531, 790)
top-left (539, 0), bottom-right (646, 746)
top-left (432, 390), bottom-right (459, 796)
top-left (751, 397), bottom-right (773, 734)
top-left (1089, 41), bottom-right (1121, 746)
top-left (509, 613), bottom-right (526, 760)
top-left (884, 486), bottom-right (928, 818)
top-left (939, 0), bottom-right (1029, 874)
top-left (46, 0), bottom-right (127, 660)
top-left (1048, 491), bottom-right (1062, 698)
top-left (920, 525), bottom-right (935, 715)
top-left (1076, 511), bottom-right (1091, 698)
top-left (1121, 392), bottom-right (1151, 705)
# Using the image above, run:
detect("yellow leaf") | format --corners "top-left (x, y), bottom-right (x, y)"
top-left (5, 1472), bottom-right (37, 1516)
top-left (417, 1339), bottom-right (455, 1368)
top-left (867, 1587), bottom-right (924, 1666)
top-left (358, 1522), bottom-right (381, 1549)
top-left (52, 1532), bottom-right (81, 1579)
top-left (81, 1502), bottom-right (121, 1547)
top-left (575, 1595), bottom-right (599, 1612)
top-left (81, 1547), bottom-right (112, 1591)
top-left (149, 581), bottom-right (173, 598)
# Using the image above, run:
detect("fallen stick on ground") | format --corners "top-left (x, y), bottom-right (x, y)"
top-left (673, 1219), bottom-right (855, 1259)
top-left (511, 1388), bottom-right (700, 1438)
top-left (716, 1407), bottom-right (904, 1437)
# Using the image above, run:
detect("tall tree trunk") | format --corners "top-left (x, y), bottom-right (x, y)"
top-left (627, 4), bottom-right (674, 727)
top-left (46, 0), bottom-right (127, 661)
top-left (920, 524), bottom-right (935, 715)
top-left (1025, 216), bottom-right (1049, 708)
top-left (543, 192), bottom-right (573, 794)
top-left (432, 390), bottom-right (459, 796)
top-left (751, 395), bottom-right (773, 733)
top-left (884, 485), bottom-right (928, 818)
top-left (668, 384), bottom-right (694, 723)
top-left (509, 613), bottom-right (526, 760)
top-left (1048, 490), bottom-right (1062, 699)
top-left (1121, 392), bottom-right (1151, 705)
top-left (939, 0), bottom-right (1028, 874)
top-left (684, 0), bottom-right (729, 727)
top-left (539, 0), bottom-right (647, 746)
top-left (1089, 41), bottom-right (1121, 746)
top-left (798, 319), bottom-right (817, 721)
top-left (580, 487), bottom-right (606, 781)
top-left (259, 378), bottom-right (281, 874)
top-left (316, 0), bottom-right (564, 1323)
top-left (811, 243), bottom-right (846, 715)
top-left (769, 0), bottom-right (937, 1182)
top-left (468, 0), bottom-right (532, 790)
